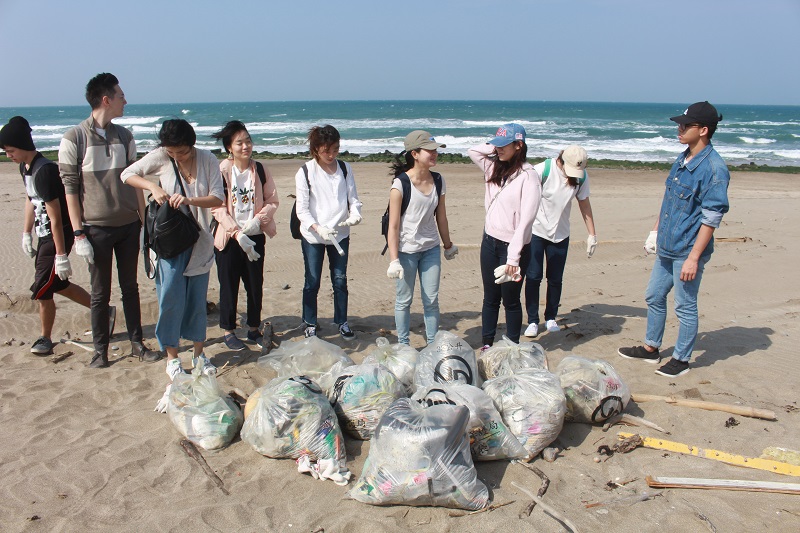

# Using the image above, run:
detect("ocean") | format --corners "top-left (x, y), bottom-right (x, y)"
top-left (2, 100), bottom-right (798, 166)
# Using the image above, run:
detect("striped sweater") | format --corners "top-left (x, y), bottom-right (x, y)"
top-left (58, 116), bottom-right (141, 227)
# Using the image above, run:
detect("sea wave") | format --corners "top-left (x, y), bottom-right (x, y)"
top-left (114, 116), bottom-right (163, 125)
top-left (738, 137), bottom-right (776, 144)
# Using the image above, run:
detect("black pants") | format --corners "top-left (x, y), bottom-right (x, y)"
top-left (480, 233), bottom-right (531, 345)
top-left (215, 234), bottom-right (265, 331)
top-left (86, 220), bottom-right (143, 354)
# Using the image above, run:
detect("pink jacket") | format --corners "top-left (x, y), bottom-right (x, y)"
top-left (212, 158), bottom-right (279, 251)
top-left (468, 144), bottom-right (541, 265)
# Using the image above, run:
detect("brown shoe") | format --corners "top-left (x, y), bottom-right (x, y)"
top-left (132, 341), bottom-right (162, 363)
top-left (89, 352), bottom-right (109, 368)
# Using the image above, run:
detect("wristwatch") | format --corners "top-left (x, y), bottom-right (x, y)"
top-left (73, 229), bottom-right (85, 237)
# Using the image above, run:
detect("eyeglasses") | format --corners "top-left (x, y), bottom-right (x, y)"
top-left (677, 123), bottom-right (703, 132)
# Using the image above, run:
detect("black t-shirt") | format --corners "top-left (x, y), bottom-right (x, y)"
top-left (22, 153), bottom-right (71, 239)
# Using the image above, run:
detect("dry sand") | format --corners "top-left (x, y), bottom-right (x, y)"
top-left (0, 159), bottom-right (798, 532)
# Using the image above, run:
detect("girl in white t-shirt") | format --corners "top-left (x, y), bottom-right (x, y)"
top-left (523, 145), bottom-right (597, 337)
top-left (386, 130), bottom-right (457, 346)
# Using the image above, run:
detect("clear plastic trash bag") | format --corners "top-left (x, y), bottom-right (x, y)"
top-left (257, 336), bottom-right (354, 385)
top-left (328, 363), bottom-right (407, 440)
top-left (477, 335), bottom-right (548, 380)
top-left (241, 375), bottom-right (348, 470)
top-left (168, 360), bottom-right (243, 450)
top-left (555, 356), bottom-right (630, 424)
top-left (414, 331), bottom-right (481, 391)
top-left (412, 383), bottom-right (528, 461)
top-left (349, 397), bottom-right (490, 510)
top-left (482, 368), bottom-right (566, 460)
top-left (362, 337), bottom-right (419, 393)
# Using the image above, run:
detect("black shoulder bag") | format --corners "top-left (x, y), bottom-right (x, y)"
top-left (143, 158), bottom-right (202, 277)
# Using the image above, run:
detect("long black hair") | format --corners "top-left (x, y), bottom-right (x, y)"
top-left (489, 141), bottom-right (528, 186)
top-left (389, 150), bottom-right (416, 177)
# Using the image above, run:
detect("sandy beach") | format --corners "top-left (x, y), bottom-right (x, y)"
top-left (0, 159), bottom-right (798, 532)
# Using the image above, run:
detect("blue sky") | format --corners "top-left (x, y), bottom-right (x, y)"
top-left (1, 0), bottom-right (798, 106)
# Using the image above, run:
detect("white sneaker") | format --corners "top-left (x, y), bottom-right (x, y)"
top-left (166, 358), bottom-right (184, 381)
top-left (524, 323), bottom-right (539, 337)
top-left (546, 320), bottom-right (560, 333)
top-left (192, 353), bottom-right (217, 376)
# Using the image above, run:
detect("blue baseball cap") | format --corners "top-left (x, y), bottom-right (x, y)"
top-left (488, 123), bottom-right (526, 147)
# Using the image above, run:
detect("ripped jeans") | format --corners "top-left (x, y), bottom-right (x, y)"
top-left (301, 237), bottom-right (350, 326)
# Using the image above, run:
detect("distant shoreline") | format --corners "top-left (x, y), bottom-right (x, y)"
top-left (7, 150), bottom-right (798, 174)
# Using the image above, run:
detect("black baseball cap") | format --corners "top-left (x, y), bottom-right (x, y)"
top-left (670, 101), bottom-right (723, 126)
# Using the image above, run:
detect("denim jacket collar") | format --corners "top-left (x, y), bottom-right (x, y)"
top-left (679, 143), bottom-right (714, 172)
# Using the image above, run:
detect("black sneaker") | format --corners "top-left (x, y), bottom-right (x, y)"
top-left (247, 329), bottom-right (264, 347)
top-left (30, 336), bottom-right (54, 356)
top-left (338, 322), bottom-right (355, 340)
top-left (618, 345), bottom-right (661, 364)
top-left (655, 358), bottom-right (690, 377)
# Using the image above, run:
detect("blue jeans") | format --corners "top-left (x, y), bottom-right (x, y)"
top-left (301, 237), bottom-right (349, 326)
top-left (525, 235), bottom-right (570, 324)
top-left (480, 233), bottom-right (531, 345)
top-left (395, 245), bottom-right (441, 345)
top-left (154, 247), bottom-right (209, 350)
top-left (645, 255), bottom-right (708, 362)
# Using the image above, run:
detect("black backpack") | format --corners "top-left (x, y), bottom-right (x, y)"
top-left (290, 160), bottom-right (348, 240)
top-left (380, 172), bottom-right (442, 255)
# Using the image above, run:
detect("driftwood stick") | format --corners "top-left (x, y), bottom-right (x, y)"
top-left (179, 439), bottom-right (229, 495)
top-left (514, 460), bottom-right (550, 517)
top-left (603, 413), bottom-right (668, 433)
top-left (51, 351), bottom-right (75, 363)
top-left (60, 338), bottom-right (94, 352)
top-left (512, 482), bottom-right (579, 533)
top-left (632, 393), bottom-right (777, 421)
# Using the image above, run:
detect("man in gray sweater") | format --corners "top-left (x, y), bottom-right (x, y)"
top-left (59, 73), bottom-right (160, 367)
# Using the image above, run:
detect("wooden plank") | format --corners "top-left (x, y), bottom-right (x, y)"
top-left (646, 475), bottom-right (800, 495)
top-left (631, 393), bottom-right (777, 420)
top-left (618, 432), bottom-right (800, 477)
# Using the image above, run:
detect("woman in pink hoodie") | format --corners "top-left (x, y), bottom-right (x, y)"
top-left (211, 121), bottom-right (279, 351)
top-left (468, 123), bottom-right (541, 348)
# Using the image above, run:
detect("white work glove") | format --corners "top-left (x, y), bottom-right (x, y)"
top-left (338, 214), bottom-right (362, 227)
top-left (587, 235), bottom-right (598, 258)
top-left (55, 254), bottom-right (72, 281)
top-left (387, 259), bottom-right (404, 279)
top-left (316, 226), bottom-right (338, 241)
top-left (494, 264), bottom-right (521, 284)
top-left (74, 235), bottom-right (94, 264)
top-left (443, 244), bottom-right (458, 260)
top-left (644, 231), bottom-right (657, 255)
top-left (236, 232), bottom-right (261, 262)
top-left (240, 217), bottom-right (262, 236)
top-left (154, 384), bottom-right (171, 413)
top-left (22, 232), bottom-right (35, 258)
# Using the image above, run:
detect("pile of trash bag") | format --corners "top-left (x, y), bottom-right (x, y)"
top-left (362, 337), bottom-right (419, 393)
top-left (414, 331), bottom-right (481, 390)
top-left (241, 375), bottom-right (350, 484)
top-left (412, 383), bottom-right (527, 461)
top-left (482, 368), bottom-right (566, 460)
top-left (328, 363), bottom-right (406, 440)
top-left (477, 336), bottom-right (548, 380)
top-left (257, 336), bottom-right (354, 385)
top-left (555, 356), bottom-right (630, 424)
top-left (168, 360), bottom-right (243, 450)
top-left (349, 397), bottom-right (489, 510)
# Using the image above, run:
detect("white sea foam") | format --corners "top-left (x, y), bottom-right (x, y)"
top-left (738, 137), bottom-right (776, 144)
top-left (114, 116), bottom-right (163, 125)
top-left (181, 109), bottom-right (190, 115)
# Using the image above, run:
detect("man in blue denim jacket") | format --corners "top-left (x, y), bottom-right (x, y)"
top-left (619, 101), bottom-right (730, 377)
